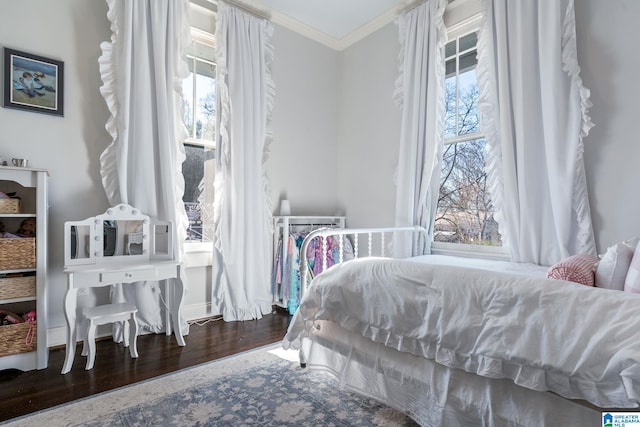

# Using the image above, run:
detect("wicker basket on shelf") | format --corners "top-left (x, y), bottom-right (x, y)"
top-left (0, 276), bottom-right (36, 299)
top-left (0, 238), bottom-right (36, 270)
top-left (0, 198), bottom-right (20, 214)
top-left (0, 322), bottom-right (36, 356)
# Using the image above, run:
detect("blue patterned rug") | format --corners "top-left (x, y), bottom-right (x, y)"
top-left (3, 344), bottom-right (418, 426)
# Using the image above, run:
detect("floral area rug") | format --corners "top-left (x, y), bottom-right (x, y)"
top-left (3, 344), bottom-right (418, 427)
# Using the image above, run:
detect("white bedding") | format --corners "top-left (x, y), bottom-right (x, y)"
top-left (300, 322), bottom-right (600, 426)
top-left (283, 255), bottom-right (640, 408)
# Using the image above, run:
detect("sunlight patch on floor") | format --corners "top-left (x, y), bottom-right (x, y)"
top-left (268, 346), bottom-right (300, 362)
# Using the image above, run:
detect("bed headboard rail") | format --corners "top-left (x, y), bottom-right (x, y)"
top-left (299, 226), bottom-right (428, 297)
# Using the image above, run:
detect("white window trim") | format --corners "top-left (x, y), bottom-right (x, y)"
top-left (191, 26), bottom-right (216, 46)
top-left (183, 25), bottom-right (216, 248)
top-left (431, 241), bottom-right (509, 260)
top-left (183, 241), bottom-right (214, 267)
top-left (431, 4), bottom-right (509, 260)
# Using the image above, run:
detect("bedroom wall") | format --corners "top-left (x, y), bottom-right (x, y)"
top-left (337, 0), bottom-right (640, 254)
top-left (267, 26), bottom-right (341, 217)
top-left (0, 0), bottom-right (113, 342)
top-left (574, 0), bottom-right (640, 251)
top-left (337, 23), bottom-right (401, 228)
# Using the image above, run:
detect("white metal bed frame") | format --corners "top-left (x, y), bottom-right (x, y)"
top-left (298, 225), bottom-right (429, 298)
top-left (295, 225), bottom-right (428, 368)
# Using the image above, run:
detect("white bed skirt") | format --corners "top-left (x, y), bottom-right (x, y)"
top-left (301, 320), bottom-right (600, 427)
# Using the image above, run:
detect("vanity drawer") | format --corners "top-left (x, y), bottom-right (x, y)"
top-left (100, 268), bottom-right (158, 283)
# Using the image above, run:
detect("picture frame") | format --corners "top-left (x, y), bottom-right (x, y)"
top-left (2, 47), bottom-right (64, 116)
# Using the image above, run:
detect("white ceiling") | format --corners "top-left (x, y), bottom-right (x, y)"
top-left (242, 0), bottom-right (414, 50)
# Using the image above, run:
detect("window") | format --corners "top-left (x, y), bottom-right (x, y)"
top-left (182, 35), bottom-right (216, 242)
top-left (434, 27), bottom-right (501, 247)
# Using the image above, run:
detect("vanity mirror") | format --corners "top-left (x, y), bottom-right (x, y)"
top-left (69, 220), bottom-right (146, 260)
top-left (64, 204), bottom-right (172, 266)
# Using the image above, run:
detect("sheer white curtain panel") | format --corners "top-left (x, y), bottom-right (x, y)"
top-left (393, 0), bottom-right (448, 257)
top-left (212, 2), bottom-right (275, 321)
top-left (477, 0), bottom-right (596, 266)
top-left (98, 0), bottom-right (191, 335)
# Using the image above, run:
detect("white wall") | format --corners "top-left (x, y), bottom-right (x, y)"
top-left (574, 0), bottom-right (640, 251)
top-left (267, 25), bottom-right (342, 216)
top-left (0, 0), bottom-right (113, 336)
top-left (338, 23), bottom-right (401, 228)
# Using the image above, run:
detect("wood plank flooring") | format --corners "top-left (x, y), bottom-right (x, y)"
top-left (0, 310), bottom-right (291, 423)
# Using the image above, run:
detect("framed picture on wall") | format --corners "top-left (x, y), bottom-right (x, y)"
top-left (2, 47), bottom-right (64, 116)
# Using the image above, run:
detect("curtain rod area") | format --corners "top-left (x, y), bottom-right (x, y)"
top-left (196, 0), bottom-right (271, 21)
top-left (399, 0), bottom-right (427, 15)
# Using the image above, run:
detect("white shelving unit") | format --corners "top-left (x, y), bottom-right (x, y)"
top-left (272, 215), bottom-right (345, 312)
top-left (0, 166), bottom-right (48, 371)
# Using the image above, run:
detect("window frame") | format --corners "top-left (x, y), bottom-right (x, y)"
top-left (183, 26), bottom-right (217, 251)
top-left (430, 12), bottom-right (509, 260)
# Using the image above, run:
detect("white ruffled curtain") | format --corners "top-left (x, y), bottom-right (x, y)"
top-left (212, 2), bottom-right (275, 321)
top-left (394, 0), bottom-right (448, 257)
top-left (98, 0), bottom-right (191, 335)
top-left (477, 0), bottom-right (596, 265)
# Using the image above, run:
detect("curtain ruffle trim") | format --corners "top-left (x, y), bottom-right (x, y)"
top-left (392, 0), bottom-right (447, 109)
top-left (391, 0), bottom-right (448, 204)
top-left (222, 301), bottom-right (273, 322)
top-left (391, 7), bottom-right (409, 188)
top-left (392, 12), bottom-right (408, 110)
top-left (476, 0), bottom-right (510, 258)
top-left (262, 21), bottom-right (276, 235)
top-left (417, 0), bottom-right (447, 234)
top-left (213, 2), bottom-right (231, 256)
top-left (172, 0), bottom-right (192, 259)
top-left (213, 4), bottom-right (275, 256)
top-left (561, 0), bottom-right (596, 255)
top-left (98, 0), bottom-right (121, 206)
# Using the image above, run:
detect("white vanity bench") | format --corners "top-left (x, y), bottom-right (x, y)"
top-left (61, 203), bottom-right (185, 374)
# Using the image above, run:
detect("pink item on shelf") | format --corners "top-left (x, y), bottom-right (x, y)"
top-left (23, 310), bottom-right (36, 322)
top-left (23, 310), bottom-right (36, 347)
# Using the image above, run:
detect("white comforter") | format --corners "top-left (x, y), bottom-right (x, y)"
top-left (283, 256), bottom-right (640, 408)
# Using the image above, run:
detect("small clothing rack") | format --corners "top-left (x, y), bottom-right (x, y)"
top-left (272, 215), bottom-right (345, 314)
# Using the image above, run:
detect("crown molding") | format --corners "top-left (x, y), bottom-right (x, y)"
top-left (202, 0), bottom-right (418, 51)
top-left (269, 10), bottom-right (343, 50)
top-left (338, 7), bottom-right (397, 51)
top-left (270, 6), bottom-right (399, 51)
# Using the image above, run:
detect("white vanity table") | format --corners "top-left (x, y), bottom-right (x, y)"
top-left (61, 203), bottom-right (185, 374)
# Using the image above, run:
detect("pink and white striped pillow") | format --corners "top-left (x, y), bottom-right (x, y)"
top-left (546, 254), bottom-right (599, 286)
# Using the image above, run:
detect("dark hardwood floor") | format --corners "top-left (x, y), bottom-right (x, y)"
top-left (0, 310), bottom-right (291, 423)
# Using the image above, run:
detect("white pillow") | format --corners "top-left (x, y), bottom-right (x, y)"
top-left (595, 238), bottom-right (638, 290)
top-left (624, 239), bottom-right (640, 294)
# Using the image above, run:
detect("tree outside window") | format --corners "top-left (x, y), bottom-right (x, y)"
top-left (435, 31), bottom-right (501, 246)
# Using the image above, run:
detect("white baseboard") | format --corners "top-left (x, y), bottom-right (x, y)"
top-left (47, 303), bottom-right (219, 348)
top-left (48, 326), bottom-right (68, 348)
